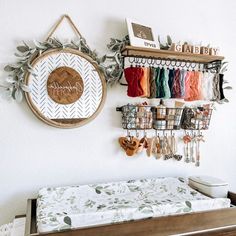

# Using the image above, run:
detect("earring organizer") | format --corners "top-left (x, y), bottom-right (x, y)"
top-left (117, 103), bottom-right (212, 166)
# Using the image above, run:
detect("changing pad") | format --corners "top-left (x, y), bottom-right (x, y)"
top-left (37, 177), bottom-right (230, 233)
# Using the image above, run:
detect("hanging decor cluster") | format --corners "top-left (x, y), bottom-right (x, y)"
top-left (1, 15), bottom-right (130, 103)
top-left (0, 14), bottom-right (232, 129)
top-left (1, 15), bottom-right (118, 128)
top-left (3, 38), bottom-right (101, 102)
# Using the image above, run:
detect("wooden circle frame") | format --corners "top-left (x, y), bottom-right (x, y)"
top-left (24, 48), bottom-right (107, 129)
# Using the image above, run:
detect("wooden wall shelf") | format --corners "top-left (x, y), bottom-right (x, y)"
top-left (121, 46), bottom-right (224, 64)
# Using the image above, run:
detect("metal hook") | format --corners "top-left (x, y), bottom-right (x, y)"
top-left (176, 61), bottom-right (182, 67)
top-left (155, 58), bottom-right (161, 67)
top-left (144, 129), bottom-right (147, 137)
top-left (161, 59), bottom-right (166, 66)
top-left (147, 58), bottom-right (152, 66)
top-left (181, 61), bottom-right (186, 68)
top-left (151, 58), bottom-right (156, 66)
top-left (126, 129), bottom-right (131, 139)
top-left (191, 62), bottom-right (196, 70)
top-left (186, 61), bottom-right (191, 70)
top-left (138, 58), bottom-right (143, 66)
top-left (166, 60), bottom-right (171, 67)
top-left (141, 58), bottom-right (146, 66)
top-left (171, 60), bottom-right (176, 67)
top-left (191, 130), bottom-right (194, 137)
top-left (128, 57), bottom-right (135, 66)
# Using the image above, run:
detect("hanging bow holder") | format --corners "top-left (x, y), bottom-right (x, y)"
top-left (121, 46), bottom-right (224, 72)
top-left (118, 44), bottom-right (229, 102)
top-left (24, 15), bottom-right (106, 128)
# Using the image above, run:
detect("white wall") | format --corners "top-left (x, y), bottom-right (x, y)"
top-left (0, 0), bottom-right (236, 225)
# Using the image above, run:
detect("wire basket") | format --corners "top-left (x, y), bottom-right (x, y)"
top-left (152, 108), bottom-right (183, 130)
top-left (118, 104), bottom-right (153, 130)
top-left (181, 107), bottom-right (213, 130)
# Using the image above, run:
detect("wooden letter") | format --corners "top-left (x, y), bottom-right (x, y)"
top-left (170, 43), bottom-right (182, 52)
top-left (210, 47), bottom-right (219, 56)
top-left (201, 47), bottom-right (210, 55)
top-left (175, 44), bottom-right (183, 52)
top-left (183, 44), bottom-right (193, 53)
top-left (193, 46), bottom-right (201, 54)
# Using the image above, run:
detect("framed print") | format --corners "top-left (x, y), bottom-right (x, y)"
top-left (126, 18), bottom-right (159, 49)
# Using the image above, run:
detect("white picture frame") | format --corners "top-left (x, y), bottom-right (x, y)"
top-left (126, 18), bottom-right (159, 49)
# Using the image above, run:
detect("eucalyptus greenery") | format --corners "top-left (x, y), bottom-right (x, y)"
top-left (105, 35), bottom-right (130, 83)
top-left (158, 35), bottom-right (173, 50)
top-left (1, 36), bottom-right (129, 102)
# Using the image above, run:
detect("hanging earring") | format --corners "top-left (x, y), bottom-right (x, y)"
top-left (147, 136), bottom-right (154, 157)
top-left (195, 132), bottom-right (205, 167)
top-left (156, 133), bottom-right (162, 159)
top-left (183, 132), bottom-right (191, 163)
top-left (190, 131), bottom-right (195, 163)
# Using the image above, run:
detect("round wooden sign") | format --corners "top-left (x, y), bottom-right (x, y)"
top-left (47, 66), bottom-right (84, 105)
top-left (25, 49), bottom-right (106, 128)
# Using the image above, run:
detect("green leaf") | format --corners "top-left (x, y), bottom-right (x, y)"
top-left (64, 216), bottom-right (72, 226)
top-left (167, 35), bottom-right (172, 45)
top-left (185, 201), bottom-right (192, 208)
top-left (95, 189), bottom-right (101, 194)
top-left (21, 84), bottom-right (30, 92)
top-left (223, 98), bottom-right (229, 103)
top-left (175, 209), bottom-right (183, 213)
top-left (60, 225), bottom-right (71, 230)
top-left (159, 43), bottom-right (165, 49)
top-left (17, 45), bottom-right (29, 53)
top-left (183, 207), bottom-right (191, 212)
top-left (221, 61), bottom-right (228, 66)
top-left (101, 55), bottom-right (106, 63)
top-left (4, 65), bottom-right (15, 72)
top-left (33, 40), bottom-right (47, 50)
top-left (15, 88), bottom-right (23, 102)
top-left (224, 86), bottom-right (232, 90)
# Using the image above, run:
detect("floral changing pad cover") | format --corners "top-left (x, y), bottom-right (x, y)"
top-left (37, 177), bottom-right (230, 233)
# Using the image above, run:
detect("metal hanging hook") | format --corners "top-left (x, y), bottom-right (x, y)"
top-left (176, 61), bottom-right (182, 68)
top-left (141, 58), bottom-right (146, 66)
top-left (128, 57), bottom-right (135, 66)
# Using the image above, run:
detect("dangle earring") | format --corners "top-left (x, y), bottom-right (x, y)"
top-left (195, 132), bottom-right (205, 167)
top-left (147, 131), bottom-right (155, 157)
top-left (183, 131), bottom-right (192, 163)
top-left (156, 133), bottom-right (162, 159)
top-left (190, 131), bottom-right (196, 163)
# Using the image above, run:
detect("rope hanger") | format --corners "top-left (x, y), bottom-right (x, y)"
top-left (45, 14), bottom-right (83, 41)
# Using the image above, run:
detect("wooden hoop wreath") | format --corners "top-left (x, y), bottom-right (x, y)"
top-left (25, 48), bottom-right (106, 128)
